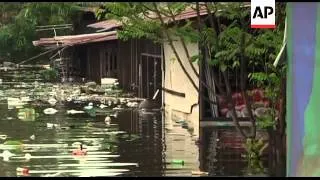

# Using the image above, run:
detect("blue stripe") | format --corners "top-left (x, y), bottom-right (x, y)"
top-left (290, 3), bottom-right (317, 175)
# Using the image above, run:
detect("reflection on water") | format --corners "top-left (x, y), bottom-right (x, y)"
top-left (0, 68), bottom-right (267, 177)
top-left (200, 127), bottom-right (269, 177)
top-left (0, 103), bottom-right (169, 177)
top-left (0, 68), bottom-right (201, 177)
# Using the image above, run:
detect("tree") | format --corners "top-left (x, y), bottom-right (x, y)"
top-left (0, 3), bottom-right (83, 63)
top-left (97, 2), bottom-right (286, 175)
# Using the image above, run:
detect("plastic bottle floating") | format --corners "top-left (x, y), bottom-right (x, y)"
top-left (170, 159), bottom-right (185, 165)
top-left (72, 144), bottom-right (87, 156)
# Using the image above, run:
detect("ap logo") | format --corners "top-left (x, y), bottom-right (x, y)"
top-left (251, 0), bottom-right (276, 29)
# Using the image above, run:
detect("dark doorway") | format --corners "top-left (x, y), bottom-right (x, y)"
top-left (139, 53), bottom-right (162, 104)
top-left (78, 45), bottom-right (87, 78)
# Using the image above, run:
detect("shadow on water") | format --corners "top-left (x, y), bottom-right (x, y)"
top-left (200, 127), bottom-right (269, 177)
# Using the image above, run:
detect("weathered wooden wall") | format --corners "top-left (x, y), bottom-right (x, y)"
top-left (73, 38), bottom-right (161, 99)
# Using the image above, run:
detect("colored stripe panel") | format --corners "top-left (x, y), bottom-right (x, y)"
top-left (287, 2), bottom-right (319, 176)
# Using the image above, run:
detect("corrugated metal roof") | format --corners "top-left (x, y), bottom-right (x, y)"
top-left (87, 19), bottom-right (122, 31)
top-left (33, 31), bottom-right (117, 47)
top-left (87, 3), bottom-right (251, 30)
top-left (163, 7), bottom-right (208, 23)
top-left (87, 7), bottom-right (209, 30)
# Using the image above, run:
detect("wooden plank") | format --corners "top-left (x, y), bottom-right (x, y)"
top-left (141, 53), bottom-right (162, 59)
top-left (200, 121), bottom-right (253, 127)
top-left (162, 87), bottom-right (185, 98)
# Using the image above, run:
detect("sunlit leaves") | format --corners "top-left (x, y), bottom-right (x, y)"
top-left (0, 3), bottom-right (83, 62)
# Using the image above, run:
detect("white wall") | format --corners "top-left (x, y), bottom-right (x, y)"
top-left (163, 38), bottom-right (200, 137)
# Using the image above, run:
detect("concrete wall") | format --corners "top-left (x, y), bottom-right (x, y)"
top-left (163, 38), bottom-right (200, 137)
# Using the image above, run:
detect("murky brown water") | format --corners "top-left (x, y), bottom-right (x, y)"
top-left (0, 68), bottom-right (201, 177)
top-left (0, 68), bottom-right (269, 177)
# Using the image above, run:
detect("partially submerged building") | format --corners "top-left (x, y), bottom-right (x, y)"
top-left (33, 8), bottom-right (205, 137)
top-left (32, 4), bottom-right (260, 139)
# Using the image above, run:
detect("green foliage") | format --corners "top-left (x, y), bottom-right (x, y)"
top-left (39, 68), bottom-right (59, 82)
top-left (256, 114), bottom-right (276, 129)
top-left (243, 138), bottom-right (267, 174)
top-left (0, 3), bottom-right (83, 63)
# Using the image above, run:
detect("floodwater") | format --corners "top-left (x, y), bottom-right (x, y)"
top-left (0, 68), bottom-right (268, 177)
top-left (0, 68), bottom-right (201, 177)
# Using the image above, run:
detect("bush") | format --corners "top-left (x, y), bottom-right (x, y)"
top-left (39, 68), bottom-right (59, 82)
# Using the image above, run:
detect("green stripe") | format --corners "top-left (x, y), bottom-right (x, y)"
top-left (286, 3), bottom-right (293, 176)
top-left (302, 4), bottom-right (320, 176)
top-left (304, 3), bottom-right (320, 153)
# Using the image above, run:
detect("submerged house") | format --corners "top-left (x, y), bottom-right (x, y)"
top-left (33, 4), bottom-right (263, 141)
top-left (33, 8), bottom-right (204, 136)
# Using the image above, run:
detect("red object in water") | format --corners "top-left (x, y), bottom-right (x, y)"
top-left (72, 149), bottom-right (87, 156)
top-left (16, 167), bottom-right (29, 175)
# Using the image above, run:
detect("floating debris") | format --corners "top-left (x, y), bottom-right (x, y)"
top-left (48, 97), bottom-right (57, 106)
top-left (16, 167), bottom-right (29, 175)
top-left (67, 110), bottom-right (85, 115)
top-left (42, 172), bottom-right (63, 177)
top-left (170, 159), bottom-right (185, 165)
top-left (71, 142), bottom-right (82, 147)
top-left (17, 108), bottom-right (37, 121)
top-left (126, 102), bottom-right (138, 108)
top-left (99, 104), bottom-right (108, 109)
top-left (25, 153), bottom-right (32, 160)
top-left (84, 103), bottom-right (94, 110)
top-left (72, 144), bottom-right (87, 156)
top-left (0, 135), bottom-right (7, 140)
top-left (43, 108), bottom-right (58, 115)
top-left (0, 150), bottom-right (15, 161)
top-left (7, 97), bottom-right (26, 107)
top-left (30, 135), bottom-right (35, 141)
top-left (46, 123), bottom-right (60, 129)
top-left (105, 116), bottom-right (111, 126)
top-left (191, 171), bottom-right (209, 175)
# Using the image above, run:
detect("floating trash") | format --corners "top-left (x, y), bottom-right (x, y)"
top-left (7, 97), bottom-right (26, 107)
top-left (43, 108), bottom-right (58, 115)
top-left (0, 150), bottom-right (15, 161)
top-left (72, 144), bottom-right (87, 156)
top-left (16, 167), bottom-right (29, 175)
top-left (20, 96), bottom-right (32, 102)
top-left (71, 142), bottom-right (82, 147)
top-left (84, 103), bottom-right (93, 110)
top-left (17, 108), bottom-right (37, 121)
top-left (67, 110), bottom-right (85, 115)
top-left (170, 159), bottom-right (185, 165)
top-left (30, 135), bottom-right (35, 140)
top-left (25, 153), bottom-right (31, 160)
top-left (42, 172), bottom-right (63, 177)
top-left (46, 123), bottom-right (60, 129)
top-left (48, 97), bottom-right (57, 106)
top-left (0, 135), bottom-right (7, 140)
top-left (11, 154), bottom-right (120, 159)
top-left (191, 171), bottom-right (209, 175)
top-left (99, 104), bottom-right (108, 109)
top-left (104, 116), bottom-right (111, 126)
